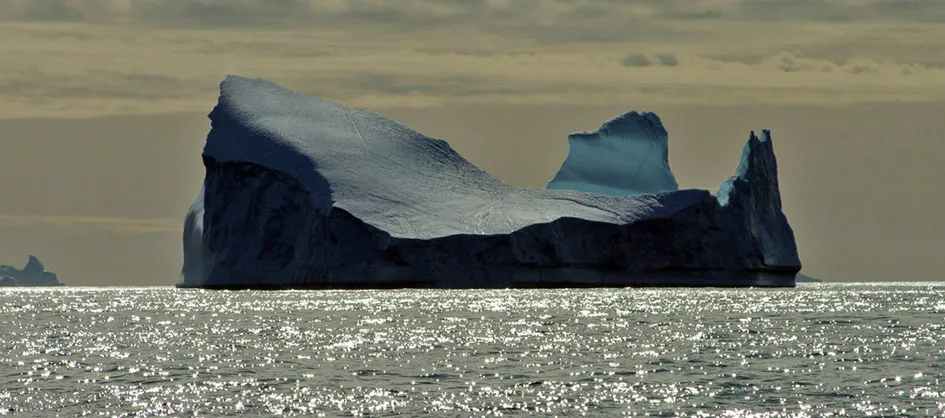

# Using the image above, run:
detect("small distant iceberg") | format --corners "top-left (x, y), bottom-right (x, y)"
top-left (0, 256), bottom-right (64, 287)
top-left (179, 75), bottom-right (802, 289)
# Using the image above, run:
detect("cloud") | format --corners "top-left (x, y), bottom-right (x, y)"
top-left (0, 0), bottom-right (493, 27)
top-left (621, 53), bottom-right (654, 67)
top-left (737, 0), bottom-right (945, 22)
top-left (0, 1), bottom-right (943, 118)
top-left (656, 54), bottom-right (680, 66)
top-left (4, 0), bottom-right (945, 27)
top-left (571, 0), bottom-right (945, 23)
top-left (730, 51), bottom-right (934, 76)
top-left (0, 214), bottom-right (181, 234)
top-left (618, 50), bottom-right (935, 77)
top-left (621, 53), bottom-right (680, 67)
top-left (0, 21), bottom-right (942, 119)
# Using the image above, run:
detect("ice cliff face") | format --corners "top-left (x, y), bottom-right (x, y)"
top-left (548, 111), bottom-right (679, 196)
top-left (716, 130), bottom-right (801, 269)
top-left (179, 75), bottom-right (801, 289)
top-left (0, 256), bottom-right (63, 286)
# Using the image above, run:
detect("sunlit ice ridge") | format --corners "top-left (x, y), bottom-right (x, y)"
top-left (179, 75), bottom-right (801, 289)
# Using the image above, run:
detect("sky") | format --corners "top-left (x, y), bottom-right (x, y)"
top-left (0, 0), bottom-right (944, 285)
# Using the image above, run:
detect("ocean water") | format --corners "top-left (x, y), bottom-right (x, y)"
top-left (1, 284), bottom-right (944, 417)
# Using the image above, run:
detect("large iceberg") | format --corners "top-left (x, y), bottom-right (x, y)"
top-left (0, 256), bottom-right (64, 287)
top-left (179, 75), bottom-right (801, 289)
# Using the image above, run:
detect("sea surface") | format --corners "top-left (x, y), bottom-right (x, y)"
top-left (1, 283), bottom-right (944, 417)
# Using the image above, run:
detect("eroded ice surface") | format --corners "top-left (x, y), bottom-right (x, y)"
top-left (547, 111), bottom-right (679, 196)
top-left (179, 76), bottom-right (801, 289)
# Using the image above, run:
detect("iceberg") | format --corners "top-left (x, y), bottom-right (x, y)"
top-left (547, 111), bottom-right (678, 196)
top-left (179, 75), bottom-right (801, 289)
top-left (0, 256), bottom-right (64, 287)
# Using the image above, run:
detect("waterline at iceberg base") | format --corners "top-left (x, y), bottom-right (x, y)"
top-left (179, 76), bottom-right (801, 289)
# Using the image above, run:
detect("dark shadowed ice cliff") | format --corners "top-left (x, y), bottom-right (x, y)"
top-left (179, 75), bottom-right (801, 289)
top-left (0, 256), bottom-right (64, 287)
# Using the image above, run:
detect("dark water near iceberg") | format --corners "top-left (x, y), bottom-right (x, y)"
top-left (1, 284), bottom-right (944, 417)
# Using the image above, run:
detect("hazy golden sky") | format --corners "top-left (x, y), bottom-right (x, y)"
top-left (1, 0), bottom-right (944, 285)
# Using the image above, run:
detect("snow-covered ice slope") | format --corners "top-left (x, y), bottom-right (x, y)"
top-left (179, 75), bottom-right (801, 289)
top-left (548, 111), bottom-right (679, 196)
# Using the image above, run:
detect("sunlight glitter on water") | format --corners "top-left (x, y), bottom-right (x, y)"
top-left (0, 283), bottom-right (944, 416)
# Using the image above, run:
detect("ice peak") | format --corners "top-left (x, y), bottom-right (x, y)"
top-left (732, 129), bottom-right (776, 179)
top-left (547, 110), bottom-right (678, 196)
top-left (23, 255), bottom-right (44, 274)
top-left (748, 129), bottom-right (771, 143)
top-left (571, 111), bottom-right (666, 141)
top-left (715, 129), bottom-right (799, 268)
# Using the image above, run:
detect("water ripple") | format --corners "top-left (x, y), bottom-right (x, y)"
top-left (0, 283), bottom-right (944, 416)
